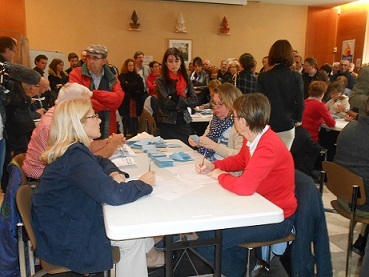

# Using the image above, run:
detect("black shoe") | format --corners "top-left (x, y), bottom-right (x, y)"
top-left (352, 235), bottom-right (366, 257)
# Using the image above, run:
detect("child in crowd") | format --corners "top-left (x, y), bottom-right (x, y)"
top-left (302, 81), bottom-right (336, 142)
top-left (325, 81), bottom-right (350, 118)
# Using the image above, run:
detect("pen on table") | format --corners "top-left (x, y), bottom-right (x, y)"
top-left (148, 159), bottom-right (152, 172)
top-left (201, 149), bottom-right (208, 167)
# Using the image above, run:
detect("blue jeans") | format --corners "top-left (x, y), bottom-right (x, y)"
top-left (360, 234), bottom-right (369, 277)
top-left (196, 214), bottom-right (295, 277)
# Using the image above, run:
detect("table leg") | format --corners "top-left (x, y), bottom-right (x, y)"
top-left (214, 230), bottom-right (223, 277)
top-left (165, 235), bottom-right (174, 277)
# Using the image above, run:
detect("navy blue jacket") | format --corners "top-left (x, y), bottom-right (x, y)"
top-left (291, 170), bottom-right (332, 276)
top-left (32, 143), bottom-right (152, 273)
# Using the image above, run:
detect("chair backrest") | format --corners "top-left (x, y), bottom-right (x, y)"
top-left (323, 161), bottom-right (366, 205)
top-left (11, 153), bottom-right (27, 186)
top-left (16, 185), bottom-right (37, 249)
top-left (138, 109), bottom-right (157, 134)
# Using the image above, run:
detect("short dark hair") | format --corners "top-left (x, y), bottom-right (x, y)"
top-left (268, 40), bottom-right (294, 67)
top-left (304, 57), bottom-right (318, 67)
top-left (133, 51), bottom-right (144, 59)
top-left (149, 61), bottom-right (159, 68)
top-left (239, 53), bottom-right (255, 71)
top-left (35, 54), bottom-right (48, 63)
top-left (0, 36), bottom-right (17, 53)
top-left (68, 52), bottom-right (78, 60)
top-left (320, 63), bottom-right (332, 75)
top-left (193, 56), bottom-right (202, 67)
top-left (308, 81), bottom-right (328, 98)
top-left (233, 93), bottom-right (271, 133)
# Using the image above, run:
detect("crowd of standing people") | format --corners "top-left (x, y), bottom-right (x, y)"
top-left (2, 34), bottom-right (369, 276)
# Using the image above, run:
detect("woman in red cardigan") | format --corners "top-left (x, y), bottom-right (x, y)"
top-left (196, 93), bottom-right (297, 277)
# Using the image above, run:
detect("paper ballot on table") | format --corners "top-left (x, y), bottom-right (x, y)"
top-left (152, 163), bottom-right (214, 200)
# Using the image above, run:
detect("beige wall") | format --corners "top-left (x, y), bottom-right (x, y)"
top-left (25, 0), bottom-right (307, 69)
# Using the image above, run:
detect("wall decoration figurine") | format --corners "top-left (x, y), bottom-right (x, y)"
top-left (175, 13), bottom-right (187, 33)
top-left (129, 10), bottom-right (141, 30)
top-left (219, 16), bottom-right (230, 35)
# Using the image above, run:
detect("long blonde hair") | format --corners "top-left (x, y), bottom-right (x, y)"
top-left (41, 98), bottom-right (92, 164)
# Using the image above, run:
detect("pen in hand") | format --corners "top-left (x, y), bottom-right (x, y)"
top-left (149, 159), bottom-right (152, 172)
top-left (201, 149), bottom-right (208, 167)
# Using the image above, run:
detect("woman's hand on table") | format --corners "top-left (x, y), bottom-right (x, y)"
top-left (195, 162), bottom-right (214, 174)
top-left (139, 171), bottom-right (156, 186)
top-left (110, 172), bottom-right (126, 183)
top-left (208, 168), bottom-right (226, 180)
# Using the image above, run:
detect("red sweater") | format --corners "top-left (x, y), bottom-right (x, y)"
top-left (213, 128), bottom-right (297, 218)
top-left (302, 99), bottom-right (336, 142)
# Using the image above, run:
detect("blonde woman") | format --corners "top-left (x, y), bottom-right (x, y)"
top-left (228, 60), bottom-right (240, 85)
top-left (32, 98), bottom-right (163, 276)
top-left (188, 83), bottom-right (243, 161)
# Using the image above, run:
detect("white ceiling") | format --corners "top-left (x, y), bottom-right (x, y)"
top-left (250, 0), bottom-right (356, 7)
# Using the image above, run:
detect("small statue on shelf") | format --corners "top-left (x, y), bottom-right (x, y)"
top-left (220, 16), bottom-right (230, 35)
top-left (129, 10), bottom-right (141, 30)
top-left (175, 13), bottom-right (187, 33)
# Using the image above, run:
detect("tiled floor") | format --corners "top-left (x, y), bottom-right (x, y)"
top-left (0, 185), bottom-right (365, 276)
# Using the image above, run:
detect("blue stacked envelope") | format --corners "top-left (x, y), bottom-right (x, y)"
top-left (152, 156), bottom-right (175, 168)
top-left (147, 150), bottom-right (167, 159)
top-left (170, 152), bottom-right (193, 162)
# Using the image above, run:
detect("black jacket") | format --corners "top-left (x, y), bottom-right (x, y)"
top-left (257, 64), bottom-right (304, 132)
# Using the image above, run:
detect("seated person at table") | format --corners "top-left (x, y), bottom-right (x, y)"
top-left (334, 100), bottom-right (369, 257)
top-left (195, 93), bottom-right (297, 277)
top-left (302, 81), bottom-right (336, 142)
top-left (197, 79), bottom-right (221, 110)
top-left (188, 83), bottom-right (243, 161)
top-left (32, 98), bottom-right (163, 277)
top-left (325, 81), bottom-right (350, 118)
top-left (22, 83), bottom-right (126, 180)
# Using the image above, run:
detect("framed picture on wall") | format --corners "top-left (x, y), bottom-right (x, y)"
top-left (168, 39), bottom-right (192, 67)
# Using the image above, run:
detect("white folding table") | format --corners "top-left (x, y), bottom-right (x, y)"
top-left (103, 139), bottom-right (284, 276)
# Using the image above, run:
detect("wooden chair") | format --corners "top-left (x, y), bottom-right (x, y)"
top-left (322, 161), bottom-right (369, 277)
top-left (138, 109), bottom-right (157, 135)
top-left (239, 233), bottom-right (295, 277)
top-left (16, 185), bottom-right (120, 277)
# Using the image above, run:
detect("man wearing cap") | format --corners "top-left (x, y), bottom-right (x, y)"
top-left (69, 44), bottom-right (124, 138)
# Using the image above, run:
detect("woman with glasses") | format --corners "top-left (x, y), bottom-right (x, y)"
top-left (156, 47), bottom-right (197, 145)
top-left (32, 98), bottom-right (164, 276)
top-left (195, 93), bottom-right (297, 277)
top-left (188, 83), bottom-right (243, 161)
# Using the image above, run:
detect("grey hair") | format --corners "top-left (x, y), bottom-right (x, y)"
top-left (55, 83), bottom-right (92, 105)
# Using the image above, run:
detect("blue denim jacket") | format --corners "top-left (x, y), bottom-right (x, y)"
top-left (32, 143), bottom-right (152, 273)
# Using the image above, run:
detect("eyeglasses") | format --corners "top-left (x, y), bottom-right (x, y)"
top-left (340, 63), bottom-right (349, 66)
top-left (230, 114), bottom-right (240, 120)
top-left (85, 113), bottom-right (99, 120)
top-left (86, 55), bottom-right (104, 61)
top-left (210, 101), bottom-right (225, 108)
